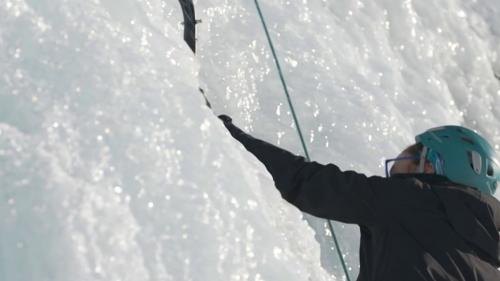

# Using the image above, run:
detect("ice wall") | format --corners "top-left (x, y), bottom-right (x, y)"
top-left (0, 0), bottom-right (334, 280)
top-left (1, 0), bottom-right (499, 280)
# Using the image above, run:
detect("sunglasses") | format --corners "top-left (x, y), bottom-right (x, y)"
top-left (385, 155), bottom-right (420, 178)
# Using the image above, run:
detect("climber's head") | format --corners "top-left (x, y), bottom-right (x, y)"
top-left (385, 126), bottom-right (499, 195)
top-left (387, 143), bottom-right (434, 176)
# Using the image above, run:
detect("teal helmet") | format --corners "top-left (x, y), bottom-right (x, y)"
top-left (415, 125), bottom-right (499, 195)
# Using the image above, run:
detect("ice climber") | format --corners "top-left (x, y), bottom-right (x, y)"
top-left (218, 115), bottom-right (500, 281)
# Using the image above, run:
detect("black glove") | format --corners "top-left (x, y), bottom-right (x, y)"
top-left (218, 114), bottom-right (233, 124)
top-left (217, 114), bottom-right (255, 151)
top-left (218, 114), bottom-right (239, 136)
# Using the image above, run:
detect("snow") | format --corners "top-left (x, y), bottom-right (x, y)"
top-left (0, 0), bottom-right (499, 280)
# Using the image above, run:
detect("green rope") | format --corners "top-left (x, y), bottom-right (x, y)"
top-left (253, 1), bottom-right (351, 280)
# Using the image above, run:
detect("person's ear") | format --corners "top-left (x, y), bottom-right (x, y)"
top-left (424, 161), bottom-right (435, 174)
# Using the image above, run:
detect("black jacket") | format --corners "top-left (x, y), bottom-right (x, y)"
top-left (221, 117), bottom-right (500, 281)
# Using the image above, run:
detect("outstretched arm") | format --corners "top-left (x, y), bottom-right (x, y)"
top-left (219, 115), bottom-right (393, 226)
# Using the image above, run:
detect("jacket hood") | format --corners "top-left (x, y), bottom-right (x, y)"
top-left (393, 174), bottom-right (500, 265)
top-left (434, 183), bottom-right (500, 266)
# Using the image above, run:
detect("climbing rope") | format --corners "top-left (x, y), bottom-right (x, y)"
top-left (253, 1), bottom-right (352, 280)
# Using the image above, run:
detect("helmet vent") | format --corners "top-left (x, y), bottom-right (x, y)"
top-left (467, 151), bottom-right (482, 174)
top-left (487, 164), bottom-right (494, 176)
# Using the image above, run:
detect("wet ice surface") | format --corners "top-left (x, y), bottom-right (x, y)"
top-left (1, 0), bottom-right (499, 280)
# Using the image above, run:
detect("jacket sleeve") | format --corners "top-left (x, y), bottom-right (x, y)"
top-left (221, 118), bottom-right (394, 226)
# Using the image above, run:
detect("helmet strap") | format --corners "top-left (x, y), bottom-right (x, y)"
top-left (418, 146), bottom-right (428, 173)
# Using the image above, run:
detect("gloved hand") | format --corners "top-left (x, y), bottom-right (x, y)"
top-left (218, 114), bottom-right (238, 136)
top-left (217, 114), bottom-right (251, 149)
top-left (218, 114), bottom-right (233, 124)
